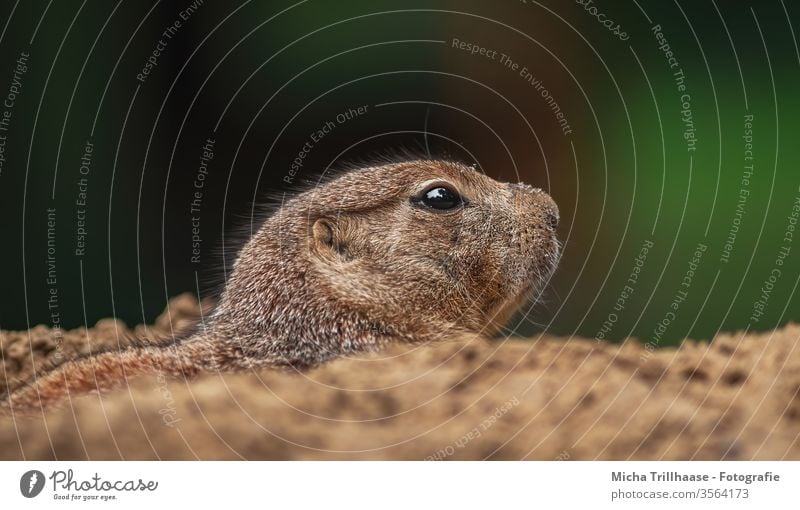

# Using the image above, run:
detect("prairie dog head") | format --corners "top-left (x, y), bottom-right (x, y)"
top-left (298, 160), bottom-right (560, 335)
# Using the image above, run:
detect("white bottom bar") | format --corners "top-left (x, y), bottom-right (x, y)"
top-left (1, 461), bottom-right (795, 508)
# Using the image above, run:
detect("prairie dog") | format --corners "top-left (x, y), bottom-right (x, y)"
top-left (3, 159), bottom-right (559, 412)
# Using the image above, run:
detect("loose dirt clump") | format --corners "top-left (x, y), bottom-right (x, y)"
top-left (2, 294), bottom-right (798, 460)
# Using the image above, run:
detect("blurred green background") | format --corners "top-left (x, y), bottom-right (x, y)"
top-left (0, 0), bottom-right (798, 346)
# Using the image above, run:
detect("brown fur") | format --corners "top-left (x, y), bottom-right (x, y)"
top-left (2, 159), bottom-right (559, 413)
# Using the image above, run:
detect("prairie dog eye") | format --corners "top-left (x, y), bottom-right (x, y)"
top-left (412, 184), bottom-right (463, 211)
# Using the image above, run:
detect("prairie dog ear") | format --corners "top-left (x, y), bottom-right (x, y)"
top-left (311, 217), bottom-right (352, 260)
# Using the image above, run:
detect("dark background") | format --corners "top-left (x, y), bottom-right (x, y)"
top-left (1, 0), bottom-right (798, 346)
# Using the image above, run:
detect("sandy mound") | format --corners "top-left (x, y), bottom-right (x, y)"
top-left (2, 294), bottom-right (799, 460)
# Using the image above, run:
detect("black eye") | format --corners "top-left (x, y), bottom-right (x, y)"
top-left (413, 185), bottom-right (463, 211)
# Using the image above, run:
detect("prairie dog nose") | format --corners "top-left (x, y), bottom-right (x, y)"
top-left (508, 182), bottom-right (559, 230)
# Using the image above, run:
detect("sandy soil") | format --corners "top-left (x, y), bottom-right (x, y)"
top-left (1, 294), bottom-right (799, 460)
